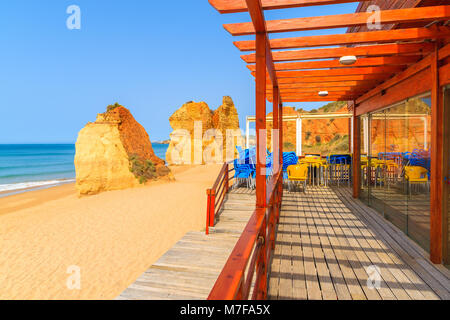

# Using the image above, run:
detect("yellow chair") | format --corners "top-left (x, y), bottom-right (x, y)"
top-left (386, 160), bottom-right (399, 184)
top-left (287, 164), bottom-right (309, 192)
top-left (405, 166), bottom-right (429, 196)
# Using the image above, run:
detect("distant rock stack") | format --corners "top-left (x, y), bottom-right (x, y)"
top-left (166, 96), bottom-right (243, 165)
top-left (75, 104), bottom-right (172, 196)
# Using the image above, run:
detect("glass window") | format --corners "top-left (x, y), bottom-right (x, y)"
top-left (361, 94), bottom-right (431, 252)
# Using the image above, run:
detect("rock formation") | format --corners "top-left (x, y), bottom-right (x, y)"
top-left (267, 106), bottom-right (299, 151)
top-left (166, 96), bottom-right (243, 165)
top-left (370, 98), bottom-right (431, 154)
top-left (75, 104), bottom-right (171, 195)
top-left (267, 102), bottom-right (351, 155)
top-left (267, 99), bottom-right (430, 156)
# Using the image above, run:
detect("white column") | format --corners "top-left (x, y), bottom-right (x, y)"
top-left (363, 116), bottom-right (369, 154)
top-left (423, 117), bottom-right (428, 150)
top-left (351, 116), bottom-right (354, 153)
top-left (246, 117), bottom-right (250, 149)
top-left (296, 116), bottom-right (302, 156)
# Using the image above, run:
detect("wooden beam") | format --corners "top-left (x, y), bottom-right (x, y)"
top-left (272, 85), bottom-right (280, 173)
top-left (278, 99), bottom-right (283, 187)
top-left (443, 86), bottom-right (450, 265)
top-left (430, 43), bottom-right (444, 265)
top-left (265, 36), bottom-right (278, 88)
top-left (276, 97), bottom-right (355, 102)
top-left (245, 0), bottom-right (279, 91)
top-left (440, 62), bottom-right (450, 86)
top-left (209, 0), bottom-right (369, 14)
top-left (248, 56), bottom-right (420, 72)
top-left (272, 92), bottom-right (367, 99)
top-left (269, 86), bottom-right (370, 92)
top-left (355, 67), bottom-right (431, 116)
top-left (235, 26), bottom-right (450, 51)
top-left (254, 66), bottom-right (404, 78)
top-left (274, 90), bottom-right (363, 96)
top-left (255, 32), bottom-right (267, 211)
top-left (267, 74), bottom-right (389, 84)
top-left (271, 86), bottom-right (365, 92)
top-left (357, 54), bottom-right (433, 104)
top-left (280, 94), bottom-right (358, 98)
top-left (271, 83), bottom-right (375, 89)
top-left (439, 43), bottom-right (450, 61)
top-left (242, 43), bottom-right (434, 63)
top-left (267, 80), bottom-right (378, 88)
top-left (353, 40), bottom-right (449, 105)
top-left (225, 5), bottom-right (450, 35)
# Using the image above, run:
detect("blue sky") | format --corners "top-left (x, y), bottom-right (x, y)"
top-left (0, 1), bottom-right (358, 143)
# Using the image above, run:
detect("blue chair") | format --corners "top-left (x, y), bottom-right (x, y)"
top-left (327, 154), bottom-right (352, 186)
top-left (233, 159), bottom-right (253, 189)
top-left (282, 152), bottom-right (298, 184)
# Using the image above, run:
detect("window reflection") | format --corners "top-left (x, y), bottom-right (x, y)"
top-left (361, 95), bottom-right (431, 251)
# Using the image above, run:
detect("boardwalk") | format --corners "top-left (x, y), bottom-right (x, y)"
top-left (118, 186), bottom-right (450, 300)
top-left (117, 189), bottom-right (255, 300)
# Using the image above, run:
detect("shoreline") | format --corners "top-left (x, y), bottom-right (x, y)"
top-left (0, 164), bottom-right (222, 300)
top-left (0, 179), bottom-right (76, 199)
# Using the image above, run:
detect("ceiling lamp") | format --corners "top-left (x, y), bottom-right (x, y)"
top-left (339, 55), bottom-right (357, 65)
top-left (318, 91), bottom-right (329, 97)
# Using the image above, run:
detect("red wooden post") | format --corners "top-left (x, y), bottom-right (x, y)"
top-left (256, 32), bottom-right (267, 209)
top-left (260, 217), bottom-right (268, 300)
top-left (225, 163), bottom-right (229, 193)
top-left (209, 189), bottom-right (216, 228)
top-left (443, 88), bottom-right (450, 265)
top-left (353, 107), bottom-right (361, 199)
top-left (270, 202), bottom-right (276, 250)
top-left (430, 42), bottom-right (444, 264)
top-left (272, 86), bottom-right (281, 230)
top-left (273, 86), bottom-right (280, 174)
top-left (206, 189), bottom-right (211, 235)
top-left (278, 101), bottom-right (283, 221)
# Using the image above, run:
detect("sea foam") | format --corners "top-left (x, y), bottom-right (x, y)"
top-left (0, 179), bottom-right (75, 193)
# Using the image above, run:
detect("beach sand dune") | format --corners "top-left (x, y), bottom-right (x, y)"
top-left (0, 164), bottom-right (221, 300)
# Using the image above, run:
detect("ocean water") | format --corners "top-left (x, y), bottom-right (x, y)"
top-left (0, 143), bottom-right (169, 193)
top-left (153, 143), bottom-right (169, 161)
top-left (0, 144), bottom-right (76, 193)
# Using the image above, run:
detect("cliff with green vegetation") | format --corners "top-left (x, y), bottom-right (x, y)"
top-left (267, 102), bottom-right (351, 155)
top-left (75, 104), bottom-right (172, 195)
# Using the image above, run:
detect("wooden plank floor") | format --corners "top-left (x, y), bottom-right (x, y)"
top-left (269, 187), bottom-right (450, 300)
top-left (118, 185), bottom-right (450, 300)
top-left (117, 188), bottom-right (255, 300)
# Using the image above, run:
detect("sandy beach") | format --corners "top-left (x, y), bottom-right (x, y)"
top-left (0, 164), bottom-right (221, 300)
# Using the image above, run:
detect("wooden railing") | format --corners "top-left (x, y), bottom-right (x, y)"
top-left (207, 170), bottom-right (283, 300)
top-left (206, 163), bottom-right (234, 235)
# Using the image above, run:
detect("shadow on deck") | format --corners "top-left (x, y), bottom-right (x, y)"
top-left (117, 188), bottom-right (256, 300)
top-left (117, 187), bottom-right (450, 300)
top-left (269, 187), bottom-right (450, 300)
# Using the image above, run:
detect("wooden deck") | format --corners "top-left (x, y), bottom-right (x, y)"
top-left (269, 187), bottom-right (450, 300)
top-left (117, 188), bottom-right (256, 300)
top-left (117, 186), bottom-right (450, 300)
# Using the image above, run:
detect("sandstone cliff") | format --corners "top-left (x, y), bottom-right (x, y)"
top-left (267, 99), bottom-right (430, 156)
top-left (267, 102), bottom-right (351, 155)
top-left (166, 96), bottom-right (243, 165)
top-left (75, 104), bottom-right (171, 195)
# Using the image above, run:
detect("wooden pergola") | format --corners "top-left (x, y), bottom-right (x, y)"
top-left (207, 0), bottom-right (450, 300)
